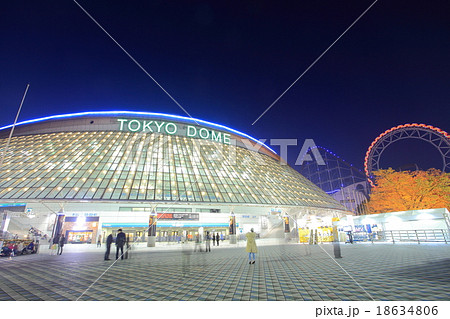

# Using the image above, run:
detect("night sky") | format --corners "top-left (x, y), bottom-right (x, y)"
top-left (1, 0), bottom-right (449, 172)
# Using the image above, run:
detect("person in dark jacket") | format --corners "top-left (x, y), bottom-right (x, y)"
top-left (215, 233), bottom-right (220, 246)
top-left (104, 234), bottom-right (113, 260)
top-left (57, 235), bottom-right (65, 255)
top-left (115, 229), bottom-right (126, 260)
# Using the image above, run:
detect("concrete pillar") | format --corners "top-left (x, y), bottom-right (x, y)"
top-left (283, 214), bottom-right (291, 242)
top-left (229, 213), bottom-right (237, 244)
top-left (147, 236), bottom-right (156, 247)
top-left (147, 211), bottom-right (157, 247)
top-left (332, 226), bottom-right (342, 258)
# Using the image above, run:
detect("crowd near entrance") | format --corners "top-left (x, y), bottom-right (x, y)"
top-left (155, 228), bottom-right (227, 243)
top-left (100, 227), bottom-right (229, 244)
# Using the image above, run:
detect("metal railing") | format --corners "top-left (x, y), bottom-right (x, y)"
top-left (383, 229), bottom-right (449, 244)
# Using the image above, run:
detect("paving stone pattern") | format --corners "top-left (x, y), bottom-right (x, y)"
top-left (0, 242), bottom-right (449, 301)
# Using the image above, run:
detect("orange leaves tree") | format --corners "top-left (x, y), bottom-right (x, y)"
top-left (368, 168), bottom-right (450, 214)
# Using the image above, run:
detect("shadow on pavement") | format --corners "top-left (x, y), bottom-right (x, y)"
top-left (388, 258), bottom-right (450, 284)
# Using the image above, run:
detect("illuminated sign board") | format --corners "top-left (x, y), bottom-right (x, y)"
top-left (157, 213), bottom-right (199, 221)
top-left (117, 118), bottom-right (231, 144)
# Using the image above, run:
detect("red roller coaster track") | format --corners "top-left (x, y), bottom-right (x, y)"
top-left (364, 123), bottom-right (450, 187)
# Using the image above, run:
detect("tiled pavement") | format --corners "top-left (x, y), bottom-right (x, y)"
top-left (0, 241), bottom-right (449, 301)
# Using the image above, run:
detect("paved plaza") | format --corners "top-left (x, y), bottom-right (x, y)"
top-left (0, 240), bottom-right (449, 301)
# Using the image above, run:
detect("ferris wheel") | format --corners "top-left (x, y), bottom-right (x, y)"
top-left (364, 123), bottom-right (450, 187)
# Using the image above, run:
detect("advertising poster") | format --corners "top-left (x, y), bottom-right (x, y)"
top-left (148, 214), bottom-right (157, 236)
top-left (284, 216), bottom-right (290, 233)
top-left (229, 215), bottom-right (236, 235)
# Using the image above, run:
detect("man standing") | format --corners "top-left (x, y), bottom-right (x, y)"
top-left (104, 233), bottom-right (113, 260)
top-left (205, 231), bottom-right (211, 252)
top-left (57, 234), bottom-right (65, 255)
top-left (115, 229), bottom-right (126, 260)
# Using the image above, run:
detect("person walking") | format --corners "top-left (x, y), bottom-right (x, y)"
top-left (97, 235), bottom-right (102, 247)
top-left (194, 234), bottom-right (202, 252)
top-left (104, 233), bottom-right (113, 260)
top-left (57, 234), bottom-right (65, 255)
top-left (115, 229), bottom-right (126, 260)
top-left (246, 228), bottom-right (257, 264)
top-left (216, 233), bottom-right (220, 246)
top-left (205, 231), bottom-right (211, 252)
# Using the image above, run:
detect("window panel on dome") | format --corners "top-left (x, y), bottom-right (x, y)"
top-left (119, 190), bottom-right (129, 200)
top-left (35, 187), bottom-right (51, 198)
top-left (136, 189), bottom-right (145, 200)
top-left (47, 179), bottom-right (59, 188)
top-left (128, 189), bottom-right (138, 200)
top-left (73, 170), bottom-right (85, 178)
top-left (142, 189), bottom-right (152, 200)
top-left (107, 189), bottom-right (119, 199)
top-left (2, 179), bottom-right (15, 188)
top-left (99, 179), bottom-right (109, 188)
top-left (117, 170), bottom-right (128, 179)
top-left (200, 192), bottom-right (209, 202)
top-left (46, 188), bottom-right (62, 198)
top-left (72, 178), bottom-right (84, 187)
top-left (83, 179), bottom-right (94, 188)
top-left (131, 179), bottom-right (140, 190)
top-left (66, 188), bottom-right (81, 199)
top-left (29, 187), bottom-right (44, 198)
top-left (56, 187), bottom-right (71, 198)
top-left (162, 190), bottom-right (171, 201)
top-left (18, 188), bottom-right (32, 198)
top-left (91, 180), bottom-right (101, 188)
top-left (82, 189), bottom-right (95, 199)
top-left (1, 188), bottom-right (16, 198)
top-left (115, 179), bottom-right (125, 188)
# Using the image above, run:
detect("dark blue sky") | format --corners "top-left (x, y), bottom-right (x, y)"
top-left (1, 0), bottom-right (449, 171)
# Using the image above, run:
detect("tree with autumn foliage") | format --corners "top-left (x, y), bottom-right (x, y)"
top-left (367, 168), bottom-right (450, 214)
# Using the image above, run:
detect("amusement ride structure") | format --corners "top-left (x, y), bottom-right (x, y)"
top-left (299, 124), bottom-right (449, 214)
top-left (364, 124), bottom-right (450, 187)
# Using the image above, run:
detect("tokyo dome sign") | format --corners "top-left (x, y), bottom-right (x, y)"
top-left (117, 118), bottom-right (231, 144)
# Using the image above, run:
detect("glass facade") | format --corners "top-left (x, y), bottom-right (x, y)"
top-left (0, 115), bottom-right (344, 210)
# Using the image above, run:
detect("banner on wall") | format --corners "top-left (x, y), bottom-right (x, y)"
top-left (148, 213), bottom-right (157, 237)
top-left (283, 216), bottom-right (290, 233)
top-left (229, 214), bottom-right (236, 235)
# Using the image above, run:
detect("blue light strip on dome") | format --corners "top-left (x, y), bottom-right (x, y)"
top-left (0, 110), bottom-right (277, 154)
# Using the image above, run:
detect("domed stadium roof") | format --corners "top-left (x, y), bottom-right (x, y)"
top-left (0, 111), bottom-right (345, 211)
